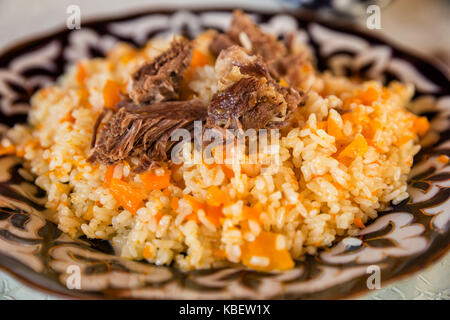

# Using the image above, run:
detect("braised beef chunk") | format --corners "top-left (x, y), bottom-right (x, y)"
top-left (209, 33), bottom-right (235, 57)
top-left (208, 45), bottom-right (305, 131)
top-left (207, 77), bottom-right (259, 129)
top-left (209, 11), bottom-right (309, 88)
top-left (129, 38), bottom-right (193, 104)
top-left (209, 11), bottom-right (286, 62)
top-left (227, 10), bottom-right (286, 62)
top-left (88, 99), bottom-right (207, 171)
top-left (207, 75), bottom-right (304, 131)
top-left (267, 52), bottom-right (307, 85)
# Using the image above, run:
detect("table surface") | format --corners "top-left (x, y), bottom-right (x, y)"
top-left (0, 0), bottom-right (449, 300)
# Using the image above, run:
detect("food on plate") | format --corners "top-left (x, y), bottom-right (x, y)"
top-left (4, 10), bottom-right (429, 271)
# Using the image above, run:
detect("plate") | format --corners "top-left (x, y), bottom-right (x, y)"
top-left (0, 8), bottom-right (449, 299)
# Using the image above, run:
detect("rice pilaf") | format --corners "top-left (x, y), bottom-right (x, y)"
top-left (3, 11), bottom-right (429, 271)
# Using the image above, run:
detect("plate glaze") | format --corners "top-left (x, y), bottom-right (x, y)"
top-left (0, 8), bottom-right (449, 299)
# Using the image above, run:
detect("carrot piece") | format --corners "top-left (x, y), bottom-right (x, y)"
top-left (154, 212), bottom-right (162, 224)
top-left (170, 197), bottom-right (179, 211)
top-left (243, 203), bottom-right (263, 223)
top-left (414, 116), bottom-right (430, 137)
top-left (353, 217), bottom-right (365, 229)
top-left (205, 205), bottom-right (224, 227)
top-left (241, 231), bottom-right (294, 271)
top-left (316, 121), bottom-right (327, 131)
top-left (206, 186), bottom-right (227, 207)
top-left (143, 245), bottom-right (152, 259)
top-left (76, 62), bottom-right (87, 85)
top-left (212, 248), bottom-right (226, 259)
top-left (183, 194), bottom-right (224, 226)
top-left (103, 165), bottom-right (115, 188)
top-left (103, 80), bottom-right (122, 110)
top-left (395, 133), bottom-right (415, 147)
top-left (220, 164), bottom-right (235, 179)
top-left (357, 86), bottom-right (379, 105)
top-left (437, 155), bottom-right (449, 164)
top-left (108, 178), bottom-right (144, 214)
top-left (183, 194), bottom-right (203, 223)
top-left (362, 119), bottom-right (382, 139)
top-left (140, 170), bottom-right (171, 191)
top-left (191, 49), bottom-right (212, 68)
top-left (0, 145), bottom-right (16, 156)
top-left (338, 135), bottom-right (369, 160)
top-left (327, 115), bottom-right (342, 139)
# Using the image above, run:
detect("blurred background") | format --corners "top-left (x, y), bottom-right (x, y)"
top-left (0, 0), bottom-right (449, 300)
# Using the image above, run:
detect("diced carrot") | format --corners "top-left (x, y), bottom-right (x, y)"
top-left (183, 194), bottom-right (224, 226)
top-left (103, 165), bottom-right (115, 188)
top-left (154, 212), bottom-right (162, 224)
top-left (191, 49), bottom-right (212, 68)
top-left (103, 80), bottom-right (122, 110)
top-left (353, 217), bottom-right (365, 229)
top-left (338, 134), bottom-right (369, 160)
top-left (413, 116), bottom-right (430, 137)
top-left (186, 212), bottom-right (200, 223)
top-left (316, 121), bottom-right (327, 131)
top-left (343, 97), bottom-right (361, 109)
top-left (243, 203), bottom-right (263, 223)
top-left (183, 49), bottom-right (212, 84)
top-left (381, 87), bottom-right (391, 100)
top-left (143, 245), bottom-right (152, 259)
top-left (108, 178), bottom-right (144, 214)
top-left (184, 194), bottom-right (203, 223)
top-left (140, 170), bottom-right (171, 191)
top-left (394, 133), bottom-right (415, 147)
top-left (220, 164), bottom-right (235, 179)
top-left (205, 205), bottom-right (224, 227)
top-left (212, 248), bottom-right (226, 259)
top-left (327, 115), bottom-right (342, 139)
top-left (362, 119), bottom-right (382, 139)
top-left (0, 145), bottom-right (16, 156)
top-left (170, 197), bottom-right (179, 211)
top-left (357, 86), bottom-right (379, 105)
top-left (437, 155), bottom-right (449, 164)
top-left (241, 231), bottom-right (294, 271)
top-left (206, 186), bottom-right (227, 207)
top-left (76, 62), bottom-right (87, 85)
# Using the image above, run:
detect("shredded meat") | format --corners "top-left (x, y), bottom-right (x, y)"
top-left (209, 33), bottom-right (236, 57)
top-left (210, 11), bottom-right (285, 61)
top-left (209, 11), bottom-right (308, 86)
top-left (206, 74), bottom-right (303, 131)
top-left (129, 38), bottom-right (193, 104)
top-left (207, 45), bottom-right (305, 131)
top-left (88, 11), bottom-right (310, 170)
top-left (88, 99), bottom-right (207, 172)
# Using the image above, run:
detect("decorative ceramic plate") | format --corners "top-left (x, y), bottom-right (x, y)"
top-left (0, 8), bottom-right (449, 300)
